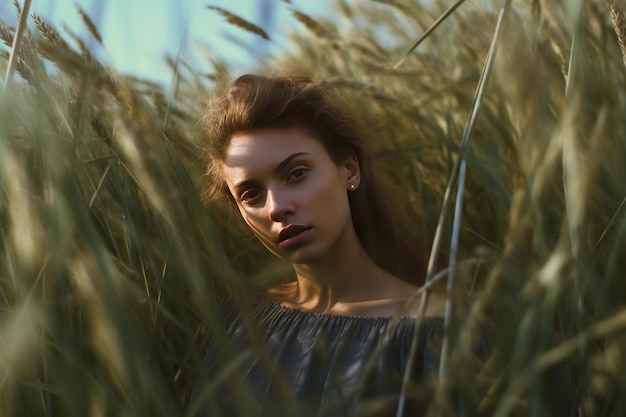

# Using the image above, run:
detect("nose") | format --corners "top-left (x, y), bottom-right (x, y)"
top-left (267, 188), bottom-right (294, 222)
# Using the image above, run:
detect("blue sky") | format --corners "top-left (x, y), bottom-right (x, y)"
top-left (0, 0), bottom-right (331, 85)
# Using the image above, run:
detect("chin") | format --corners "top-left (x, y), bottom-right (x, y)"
top-left (278, 249), bottom-right (324, 265)
top-left (266, 241), bottom-right (330, 265)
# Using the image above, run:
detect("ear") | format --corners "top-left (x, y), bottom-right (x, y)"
top-left (342, 150), bottom-right (361, 191)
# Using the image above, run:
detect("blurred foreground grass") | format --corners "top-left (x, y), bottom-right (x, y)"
top-left (1, 0), bottom-right (626, 415)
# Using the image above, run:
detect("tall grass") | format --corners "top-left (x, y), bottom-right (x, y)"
top-left (1, 0), bottom-right (626, 416)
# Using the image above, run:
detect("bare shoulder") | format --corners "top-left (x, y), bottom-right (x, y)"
top-left (266, 281), bottom-right (298, 303)
top-left (361, 273), bottom-right (447, 318)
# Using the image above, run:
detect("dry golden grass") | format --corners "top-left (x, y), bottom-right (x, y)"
top-left (289, 8), bottom-right (334, 40)
top-left (75, 4), bottom-right (102, 45)
top-left (207, 5), bottom-right (270, 41)
top-left (611, 4), bottom-right (626, 68)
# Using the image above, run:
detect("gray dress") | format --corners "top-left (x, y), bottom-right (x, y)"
top-left (192, 295), bottom-right (482, 417)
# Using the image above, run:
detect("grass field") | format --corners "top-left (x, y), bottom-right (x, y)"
top-left (1, 0), bottom-right (626, 415)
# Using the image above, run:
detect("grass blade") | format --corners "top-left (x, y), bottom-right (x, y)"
top-left (392, 0), bottom-right (467, 69)
top-left (3, 0), bottom-right (31, 89)
top-left (397, 2), bottom-right (514, 416)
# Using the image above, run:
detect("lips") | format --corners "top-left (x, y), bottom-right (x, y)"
top-left (278, 225), bottom-right (312, 246)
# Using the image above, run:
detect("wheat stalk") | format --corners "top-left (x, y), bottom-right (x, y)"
top-left (549, 38), bottom-right (569, 83)
top-left (289, 8), bottom-right (330, 40)
top-left (0, 23), bottom-right (14, 48)
top-left (32, 14), bottom-right (70, 50)
top-left (76, 4), bottom-right (103, 45)
top-left (206, 6), bottom-right (269, 40)
top-left (12, 0), bottom-right (21, 15)
top-left (371, 0), bottom-right (413, 15)
top-left (610, 4), bottom-right (626, 70)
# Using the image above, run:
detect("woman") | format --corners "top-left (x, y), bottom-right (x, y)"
top-left (192, 74), bottom-right (472, 417)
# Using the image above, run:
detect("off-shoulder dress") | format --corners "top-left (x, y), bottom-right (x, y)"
top-left (192, 295), bottom-right (486, 417)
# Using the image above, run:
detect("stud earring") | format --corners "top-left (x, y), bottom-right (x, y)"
top-left (349, 184), bottom-right (356, 190)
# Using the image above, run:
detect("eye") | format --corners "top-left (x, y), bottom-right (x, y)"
top-left (287, 168), bottom-right (308, 181)
top-left (240, 188), bottom-right (262, 203)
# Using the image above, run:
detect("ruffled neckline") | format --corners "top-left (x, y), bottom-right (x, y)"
top-left (254, 295), bottom-right (445, 324)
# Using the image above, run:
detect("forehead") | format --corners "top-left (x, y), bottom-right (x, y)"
top-left (222, 128), bottom-right (328, 173)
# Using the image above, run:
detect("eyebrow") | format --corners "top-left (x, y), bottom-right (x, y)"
top-left (232, 152), bottom-right (311, 192)
top-left (274, 152), bottom-right (311, 174)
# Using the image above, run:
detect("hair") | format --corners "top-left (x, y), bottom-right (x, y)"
top-left (201, 74), bottom-right (426, 284)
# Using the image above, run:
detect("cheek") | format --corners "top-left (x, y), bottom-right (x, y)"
top-left (238, 207), bottom-right (258, 227)
top-left (311, 172), bottom-right (348, 204)
top-left (238, 208), bottom-right (271, 237)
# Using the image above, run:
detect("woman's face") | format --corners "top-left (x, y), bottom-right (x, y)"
top-left (221, 127), bottom-right (360, 265)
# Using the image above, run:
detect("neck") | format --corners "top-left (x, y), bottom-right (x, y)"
top-left (267, 223), bottom-right (424, 316)
top-left (293, 246), bottom-right (372, 306)
top-left (286, 230), bottom-right (404, 312)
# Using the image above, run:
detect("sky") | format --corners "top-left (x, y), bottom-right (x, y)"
top-left (0, 0), bottom-right (332, 85)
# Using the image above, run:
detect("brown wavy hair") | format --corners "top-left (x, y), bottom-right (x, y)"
top-left (201, 74), bottom-right (426, 284)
